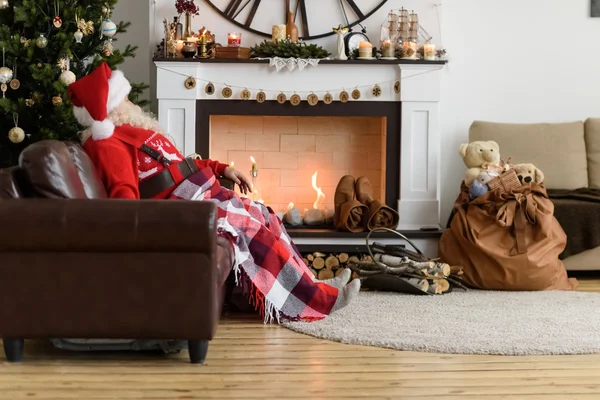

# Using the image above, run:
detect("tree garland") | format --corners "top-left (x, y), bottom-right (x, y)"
top-left (250, 39), bottom-right (330, 59)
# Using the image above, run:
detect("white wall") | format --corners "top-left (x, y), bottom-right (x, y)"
top-left (112, 0), bottom-right (152, 104)
top-left (439, 0), bottom-right (600, 223)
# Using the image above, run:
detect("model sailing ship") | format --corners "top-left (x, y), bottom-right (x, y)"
top-left (380, 8), bottom-right (434, 60)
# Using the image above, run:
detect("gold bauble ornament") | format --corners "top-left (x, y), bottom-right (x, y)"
top-left (0, 0), bottom-right (9, 10)
top-left (323, 92), bottom-right (333, 104)
top-left (52, 95), bottom-right (63, 106)
top-left (9, 127), bottom-right (25, 144)
top-left (276, 92), bottom-right (287, 104)
top-left (290, 94), bottom-right (301, 106)
top-left (0, 66), bottom-right (13, 84)
top-left (59, 70), bottom-right (76, 86)
top-left (222, 87), bottom-right (232, 98)
top-left (36, 34), bottom-right (48, 49)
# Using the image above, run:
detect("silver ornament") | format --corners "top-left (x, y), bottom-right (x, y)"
top-left (0, 66), bottom-right (13, 84)
top-left (8, 127), bottom-right (25, 144)
top-left (59, 70), bottom-right (76, 86)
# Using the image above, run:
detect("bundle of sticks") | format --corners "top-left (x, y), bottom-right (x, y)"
top-left (303, 252), bottom-right (359, 283)
top-left (347, 252), bottom-right (465, 294)
top-left (346, 228), bottom-right (468, 295)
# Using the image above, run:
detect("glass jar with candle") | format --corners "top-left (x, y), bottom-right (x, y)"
top-left (381, 40), bottom-right (396, 59)
top-left (424, 43), bottom-right (436, 61)
top-left (227, 32), bottom-right (242, 47)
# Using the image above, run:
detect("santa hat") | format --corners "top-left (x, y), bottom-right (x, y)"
top-left (68, 62), bottom-right (132, 140)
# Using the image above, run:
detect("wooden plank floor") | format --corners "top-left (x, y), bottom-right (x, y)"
top-left (1, 278), bottom-right (600, 399)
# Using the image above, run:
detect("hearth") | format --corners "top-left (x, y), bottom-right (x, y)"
top-left (197, 101), bottom-right (400, 219)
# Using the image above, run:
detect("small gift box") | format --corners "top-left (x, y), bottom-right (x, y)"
top-left (488, 169), bottom-right (521, 193)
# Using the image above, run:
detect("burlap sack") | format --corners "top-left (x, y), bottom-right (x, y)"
top-left (439, 183), bottom-right (577, 291)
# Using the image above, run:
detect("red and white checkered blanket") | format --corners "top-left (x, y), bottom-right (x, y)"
top-left (170, 167), bottom-right (339, 323)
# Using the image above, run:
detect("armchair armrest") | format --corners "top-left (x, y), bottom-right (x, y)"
top-left (0, 199), bottom-right (217, 253)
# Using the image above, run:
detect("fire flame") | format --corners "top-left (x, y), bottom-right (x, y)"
top-left (229, 161), bottom-right (235, 168)
top-left (311, 171), bottom-right (325, 209)
top-left (250, 156), bottom-right (256, 163)
top-left (287, 202), bottom-right (295, 211)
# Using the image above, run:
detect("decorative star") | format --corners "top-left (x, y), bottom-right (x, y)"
top-left (57, 58), bottom-right (68, 71)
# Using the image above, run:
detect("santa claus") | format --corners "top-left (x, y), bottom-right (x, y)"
top-left (68, 63), bottom-right (360, 323)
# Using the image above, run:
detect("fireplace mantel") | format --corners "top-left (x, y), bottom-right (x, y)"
top-left (154, 59), bottom-right (445, 241)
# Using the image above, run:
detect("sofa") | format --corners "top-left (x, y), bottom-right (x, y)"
top-left (469, 118), bottom-right (600, 271)
top-left (0, 140), bottom-right (234, 363)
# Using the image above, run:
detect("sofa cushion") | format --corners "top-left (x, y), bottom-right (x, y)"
top-left (584, 118), bottom-right (600, 188)
top-left (469, 121), bottom-right (588, 190)
top-left (19, 140), bottom-right (107, 199)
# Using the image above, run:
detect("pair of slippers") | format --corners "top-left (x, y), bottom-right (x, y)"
top-left (333, 175), bottom-right (400, 232)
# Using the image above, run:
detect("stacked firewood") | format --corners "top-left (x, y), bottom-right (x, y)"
top-left (347, 254), bottom-right (465, 294)
top-left (303, 252), bottom-right (360, 283)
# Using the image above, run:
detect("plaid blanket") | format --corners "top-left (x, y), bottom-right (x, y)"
top-left (170, 167), bottom-right (339, 323)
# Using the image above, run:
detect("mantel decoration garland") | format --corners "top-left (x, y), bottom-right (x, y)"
top-left (250, 39), bottom-right (330, 59)
top-left (157, 65), bottom-right (439, 106)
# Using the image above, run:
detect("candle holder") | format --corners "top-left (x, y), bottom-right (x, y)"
top-left (424, 43), bottom-right (437, 61)
top-left (197, 37), bottom-right (210, 59)
top-left (250, 169), bottom-right (258, 201)
top-left (381, 40), bottom-right (396, 59)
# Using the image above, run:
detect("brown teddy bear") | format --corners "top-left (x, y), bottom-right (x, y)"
top-left (459, 140), bottom-right (502, 187)
top-left (514, 163), bottom-right (545, 185)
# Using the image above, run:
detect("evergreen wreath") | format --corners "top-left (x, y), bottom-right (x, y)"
top-left (250, 39), bottom-right (330, 59)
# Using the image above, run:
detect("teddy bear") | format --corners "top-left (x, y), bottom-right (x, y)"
top-left (514, 163), bottom-right (545, 185)
top-left (459, 140), bottom-right (502, 187)
top-left (469, 170), bottom-right (498, 199)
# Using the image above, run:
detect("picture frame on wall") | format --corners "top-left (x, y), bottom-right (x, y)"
top-left (593, 0), bottom-right (600, 17)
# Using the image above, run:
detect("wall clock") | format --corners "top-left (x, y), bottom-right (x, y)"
top-left (204, 0), bottom-right (389, 41)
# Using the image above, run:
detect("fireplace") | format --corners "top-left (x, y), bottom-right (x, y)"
top-left (195, 101), bottom-right (400, 216)
top-left (154, 59), bottom-right (445, 254)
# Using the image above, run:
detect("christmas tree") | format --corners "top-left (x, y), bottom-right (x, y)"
top-left (0, 0), bottom-right (149, 168)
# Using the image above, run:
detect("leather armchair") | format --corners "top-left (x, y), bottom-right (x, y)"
top-left (0, 140), bottom-right (234, 363)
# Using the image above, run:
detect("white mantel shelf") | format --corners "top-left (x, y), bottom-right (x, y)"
top-left (154, 58), bottom-right (446, 249)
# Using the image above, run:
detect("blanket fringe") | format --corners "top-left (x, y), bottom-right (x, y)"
top-left (235, 266), bottom-right (281, 324)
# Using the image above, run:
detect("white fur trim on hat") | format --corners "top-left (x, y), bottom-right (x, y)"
top-left (90, 119), bottom-right (116, 141)
top-left (72, 106), bottom-right (94, 127)
top-left (107, 70), bottom-right (132, 113)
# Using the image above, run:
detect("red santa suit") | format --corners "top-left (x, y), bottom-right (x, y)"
top-left (68, 63), bottom-right (227, 199)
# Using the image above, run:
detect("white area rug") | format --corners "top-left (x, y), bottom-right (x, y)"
top-left (282, 290), bottom-right (600, 355)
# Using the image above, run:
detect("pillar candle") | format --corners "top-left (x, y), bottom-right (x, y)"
top-left (358, 41), bottom-right (373, 58)
top-left (424, 43), bottom-right (437, 61)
